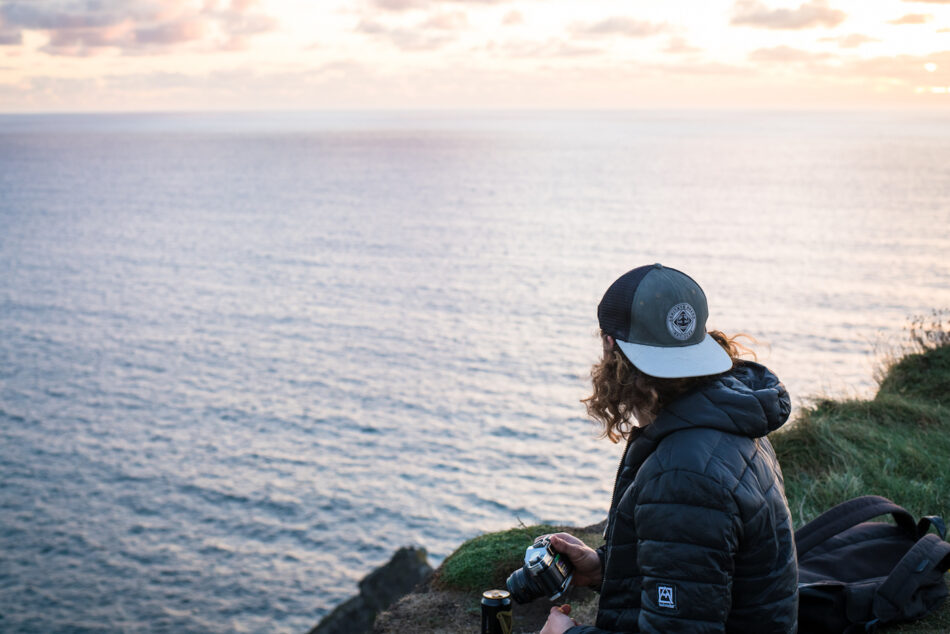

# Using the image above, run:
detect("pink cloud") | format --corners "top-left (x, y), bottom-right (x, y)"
top-left (748, 45), bottom-right (834, 63)
top-left (134, 18), bottom-right (207, 45)
top-left (0, 13), bottom-right (22, 45)
top-left (0, 29), bottom-right (21, 45)
top-left (484, 37), bottom-right (602, 58)
top-left (420, 10), bottom-right (468, 31)
top-left (664, 36), bottom-right (701, 54)
top-left (731, 0), bottom-right (846, 30)
top-left (501, 10), bottom-right (523, 26)
top-left (355, 17), bottom-right (455, 51)
top-left (818, 33), bottom-right (879, 48)
top-left (371, 0), bottom-right (427, 11)
top-left (841, 50), bottom-right (950, 81)
top-left (0, 0), bottom-right (279, 55)
top-left (369, 0), bottom-right (508, 10)
top-left (888, 14), bottom-right (933, 25)
top-left (647, 61), bottom-right (749, 76)
top-left (571, 17), bottom-right (669, 37)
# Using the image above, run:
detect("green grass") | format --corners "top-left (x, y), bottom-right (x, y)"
top-left (434, 523), bottom-right (604, 592)
top-left (435, 336), bottom-right (950, 632)
top-left (774, 345), bottom-right (950, 528)
top-left (878, 340), bottom-right (950, 407)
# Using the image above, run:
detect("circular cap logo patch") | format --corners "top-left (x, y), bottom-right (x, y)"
top-left (667, 303), bottom-right (697, 341)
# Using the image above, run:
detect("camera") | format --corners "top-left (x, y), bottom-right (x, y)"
top-left (505, 537), bottom-right (574, 603)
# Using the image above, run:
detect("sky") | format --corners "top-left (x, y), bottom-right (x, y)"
top-left (1, 0), bottom-right (949, 111)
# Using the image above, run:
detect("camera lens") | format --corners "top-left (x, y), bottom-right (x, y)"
top-left (505, 567), bottom-right (543, 604)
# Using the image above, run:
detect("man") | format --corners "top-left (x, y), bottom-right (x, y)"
top-left (541, 264), bottom-right (798, 634)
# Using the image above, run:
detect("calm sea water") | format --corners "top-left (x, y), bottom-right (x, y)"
top-left (1, 110), bottom-right (948, 633)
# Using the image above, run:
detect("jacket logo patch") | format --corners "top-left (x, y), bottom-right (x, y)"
top-left (657, 584), bottom-right (676, 609)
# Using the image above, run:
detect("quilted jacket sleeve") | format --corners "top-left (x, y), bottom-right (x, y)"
top-left (634, 468), bottom-right (740, 633)
top-left (564, 469), bottom-right (740, 634)
top-left (564, 625), bottom-right (611, 633)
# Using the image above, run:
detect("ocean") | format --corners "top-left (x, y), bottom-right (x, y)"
top-left (1, 110), bottom-right (948, 632)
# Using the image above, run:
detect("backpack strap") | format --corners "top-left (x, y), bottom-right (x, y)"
top-left (918, 515), bottom-right (947, 540)
top-left (872, 533), bottom-right (950, 622)
top-left (796, 496), bottom-right (917, 557)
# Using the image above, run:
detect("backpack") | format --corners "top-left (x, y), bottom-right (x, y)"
top-left (796, 495), bottom-right (950, 634)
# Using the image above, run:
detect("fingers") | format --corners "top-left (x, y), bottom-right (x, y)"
top-left (536, 532), bottom-right (577, 545)
top-left (548, 535), bottom-right (568, 557)
top-left (545, 606), bottom-right (578, 631)
top-left (549, 533), bottom-right (582, 553)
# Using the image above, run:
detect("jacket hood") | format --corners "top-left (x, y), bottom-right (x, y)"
top-left (646, 361), bottom-right (791, 443)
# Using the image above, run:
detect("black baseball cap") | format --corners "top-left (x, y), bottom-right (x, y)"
top-left (598, 263), bottom-right (732, 378)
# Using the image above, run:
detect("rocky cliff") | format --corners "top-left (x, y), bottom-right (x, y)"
top-left (309, 546), bottom-right (433, 634)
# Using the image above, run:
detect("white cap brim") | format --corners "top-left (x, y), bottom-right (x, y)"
top-left (615, 333), bottom-right (733, 379)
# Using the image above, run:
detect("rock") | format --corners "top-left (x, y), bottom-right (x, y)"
top-left (310, 594), bottom-right (375, 634)
top-left (309, 546), bottom-right (433, 634)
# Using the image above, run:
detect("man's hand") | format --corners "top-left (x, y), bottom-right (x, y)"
top-left (540, 604), bottom-right (577, 634)
top-left (547, 533), bottom-right (603, 589)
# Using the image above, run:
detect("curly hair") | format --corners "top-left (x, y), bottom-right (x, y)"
top-left (582, 331), bottom-right (756, 443)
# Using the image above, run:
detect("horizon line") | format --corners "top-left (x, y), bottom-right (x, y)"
top-left (2, 104), bottom-right (950, 116)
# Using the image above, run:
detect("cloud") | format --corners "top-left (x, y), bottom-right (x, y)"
top-left (0, 29), bottom-right (21, 45)
top-left (731, 0), bottom-right (846, 30)
top-left (355, 17), bottom-right (456, 51)
top-left (0, 13), bottom-right (21, 44)
top-left (0, 61), bottom-right (385, 110)
top-left (749, 48), bottom-right (950, 86)
top-left (484, 37), bottom-right (602, 58)
top-left (0, 0), bottom-right (279, 55)
top-left (501, 10), bottom-right (523, 26)
top-left (354, 5), bottom-right (481, 51)
top-left (748, 45), bottom-right (834, 62)
top-left (369, 0), bottom-right (508, 11)
top-left (371, 0), bottom-right (427, 10)
top-left (420, 10), bottom-right (467, 30)
top-left (644, 61), bottom-right (749, 76)
top-left (663, 36), bottom-right (701, 54)
top-left (818, 33), bottom-right (879, 48)
top-left (839, 50), bottom-right (950, 82)
top-left (133, 18), bottom-right (207, 45)
top-left (570, 17), bottom-right (669, 37)
top-left (0, 2), bottom-right (128, 30)
top-left (888, 14), bottom-right (933, 25)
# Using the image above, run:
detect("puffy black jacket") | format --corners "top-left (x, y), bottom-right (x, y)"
top-left (567, 362), bottom-right (798, 634)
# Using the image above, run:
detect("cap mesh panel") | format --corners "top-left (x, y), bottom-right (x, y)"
top-left (597, 265), bottom-right (652, 339)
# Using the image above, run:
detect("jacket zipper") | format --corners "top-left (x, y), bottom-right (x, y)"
top-left (605, 433), bottom-right (635, 538)
top-left (610, 433), bottom-right (634, 507)
top-left (599, 431), bottom-right (636, 590)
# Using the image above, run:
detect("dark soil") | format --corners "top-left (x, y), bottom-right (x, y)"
top-left (374, 581), bottom-right (599, 634)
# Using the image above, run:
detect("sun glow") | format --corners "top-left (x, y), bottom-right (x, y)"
top-left (2, 0), bottom-right (950, 111)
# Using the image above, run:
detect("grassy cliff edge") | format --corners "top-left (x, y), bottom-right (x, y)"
top-left (377, 332), bottom-right (950, 633)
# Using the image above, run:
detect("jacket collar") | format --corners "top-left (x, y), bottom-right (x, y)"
top-left (648, 360), bottom-right (791, 443)
top-left (610, 362), bottom-right (790, 509)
